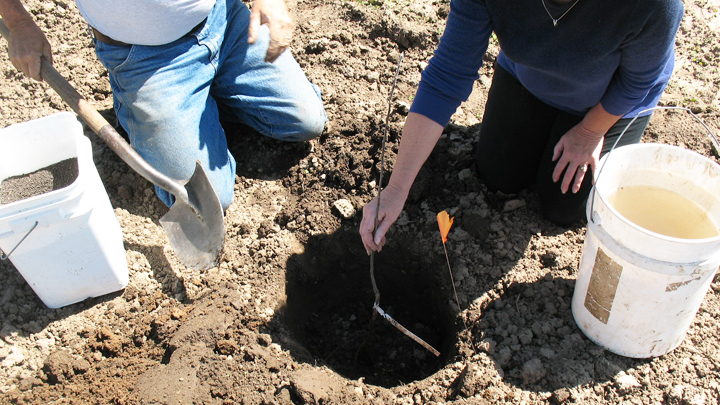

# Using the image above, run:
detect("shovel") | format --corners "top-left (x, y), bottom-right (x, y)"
top-left (0, 20), bottom-right (225, 271)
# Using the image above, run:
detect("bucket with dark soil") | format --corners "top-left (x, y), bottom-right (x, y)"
top-left (0, 158), bottom-right (79, 204)
top-left (281, 229), bottom-right (459, 388)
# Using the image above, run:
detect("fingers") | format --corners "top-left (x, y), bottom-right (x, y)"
top-left (9, 51), bottom-right (43, 81)
top-left (568, 163), bottom-right (588, 194)
top-left (360, 203), bottom-right (386, 254)
top-left (6, 21), bottom-right (52, 81)
top-left (552, 127), bottom-right (602, 193)
top-left (551, 139), bottom-right (566, 183)
top-left (265, 28), bottom-right (291, 63)
top-left (265, 8), bottom-right (294, 63)
top-left (247, 0), bottom-right (294, 63)
top-left (26, 57), bottom-right (41, 81)
top-left (552, 153), bottom-right (589, 194)
top-left (248, 8), bottom-right (261, 44)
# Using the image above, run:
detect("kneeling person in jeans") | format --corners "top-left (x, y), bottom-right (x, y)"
top-left (1, 0), bottom-right (327, 210)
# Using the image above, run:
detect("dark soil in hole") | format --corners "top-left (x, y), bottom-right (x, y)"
top-left (281, 229), bottom-right (459, 388)
top-left (0, 158), bottom-right (79, 204)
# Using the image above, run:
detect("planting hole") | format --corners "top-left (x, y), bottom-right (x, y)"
top-left (281, 229), bottom-right (458, 388)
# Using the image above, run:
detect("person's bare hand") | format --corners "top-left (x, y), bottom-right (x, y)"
top-left (6, 18), bottom-right (52, 81)
top-left (359, 184), bottom-right (408, 255)
top-left (551, 123), bottom-right (604, 194)
top-left (247, 0), bottom-right (293, 63)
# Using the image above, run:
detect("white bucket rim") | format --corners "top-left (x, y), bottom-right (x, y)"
top-left (593, 143), bottom-right (720, 245)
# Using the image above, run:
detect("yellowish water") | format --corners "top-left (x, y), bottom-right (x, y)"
top-left (608, 185), bottom-right (719, 239)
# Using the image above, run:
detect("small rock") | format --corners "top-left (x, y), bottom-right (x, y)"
top-left (365, 71), bottom-right (380, 83)
top-left (614, 372), bottom-right (641, 395)
top-left (290, 368), bottom-right (343, 404)
top-left (216, 339), bottom-right (238, 355)
top-left (477, 338), bottom-right (496, 354)
top-left (550, 388), bottom-right (571, 404)
top-left (257, 220), bottom-right (278, 238)
top-left (72, 358), bottom-right (91, 375)
top-left (257, 334), bottom-right (273, 346)
top-left (521, 358), bottom-right (546, 384)
top-left (332, 199), bottom-right (356, 219)
top-left (458, 168), bottom-right (474, 181)
top-left (44, 350), bottom-right (75, 384)
top-left (453, 263), bottom-right (469, 283)
top-left (503, 199), bottom-right (526, 212)
top-left (496, 346), bottom-right (512, 366)
top-left (454, 363), bottom-right (494, 398)
top-left (539, 347), bottom-right (555, 358)
top-left (1, 346), bottom-right (25, 368)
top-left (117, 185), bottom-right (133, 200)
top-left (396, 101), bottom-right (410, 115)
top-left (462, 212), bottom-right (491, 241)
top-left (517, 328), bottom-right (533, 345)
top-left (688, 393), bottom-right (708, 405)
top-left (275, 386), bottom-right (293, 403)
top-left (18, 376), bottom-right (41, 392)
top-left (456, 363), bottom-right (480, 397)
top-left (667, 384), bottom-right (685, 404)
top-left (540, 251), bottom-right (558, 268)
top-left (305, 38), bottom-right (330, 54)
top-left (170, 308), bottom-right (186, 320)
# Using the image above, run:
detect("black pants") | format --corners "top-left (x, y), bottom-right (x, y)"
top-left (475, 64), bottom-right (651, 227)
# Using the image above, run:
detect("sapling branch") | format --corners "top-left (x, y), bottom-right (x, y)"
top-left (369, 52), bottom-right (440, 357)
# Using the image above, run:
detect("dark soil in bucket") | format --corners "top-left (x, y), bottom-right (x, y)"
top-left (280, 229), bottom-right (459, 388)
top-left (0, 158), bottom-right (79, 204)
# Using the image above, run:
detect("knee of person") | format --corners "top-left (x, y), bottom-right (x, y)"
top-left (282, 113), bottom-right (326, 142)
top-left (218, 189), bottom-right (234, 212)
top-left (541, 206), bottom-right (585, 228)
top-left (475, 159), bottom-right (529, 194)
top-left (157, 179), bottom-right (235, 212)
top-left (210, 170), bottom-right (237, 212)
top-left (478, 174), bottom-right (526, 195)
top-left (300, 114), bottom-right (327, 140)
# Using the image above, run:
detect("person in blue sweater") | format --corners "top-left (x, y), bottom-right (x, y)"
top-left (361, 0), bottom-right (684, 253)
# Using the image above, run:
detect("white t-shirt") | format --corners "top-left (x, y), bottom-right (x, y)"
top-left (75, 0), bottom-right (215, 46)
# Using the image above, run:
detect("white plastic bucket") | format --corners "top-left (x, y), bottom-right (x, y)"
top-left (0, 113), bottom-right (128, 308)
top-left (572, 138), bottom-right (720, 358)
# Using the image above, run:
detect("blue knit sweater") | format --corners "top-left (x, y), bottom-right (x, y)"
top-left (410, 0), bottom-right (684, 126)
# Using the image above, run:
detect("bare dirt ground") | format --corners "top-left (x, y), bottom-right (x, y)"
top-left (1, 0), bottom-right (720, 404)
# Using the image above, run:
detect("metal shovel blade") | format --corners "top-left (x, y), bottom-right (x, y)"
top-left (160, 162), bottom-right (225, 270)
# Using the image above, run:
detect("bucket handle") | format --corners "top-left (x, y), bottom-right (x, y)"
top-left (0, 221), bottom-right (38, 261)
top-left (589, 106), bottom-right (720, 224)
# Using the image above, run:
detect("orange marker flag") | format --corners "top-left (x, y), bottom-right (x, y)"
top-left (437, 211), bottom-right (454, 244)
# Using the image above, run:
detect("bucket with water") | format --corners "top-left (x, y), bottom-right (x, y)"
top-left (571, 107), bottom-right (720, 358)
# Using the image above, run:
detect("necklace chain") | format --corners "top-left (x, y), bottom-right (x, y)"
top-left (541, 0), bottom-right (580, 27)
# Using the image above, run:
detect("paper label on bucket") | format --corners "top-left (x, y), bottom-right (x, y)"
top-left (584, 248), bottom-right (623, 324)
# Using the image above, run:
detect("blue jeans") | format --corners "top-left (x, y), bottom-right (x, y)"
top-left (94, 0), bottom-right (327, 210)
